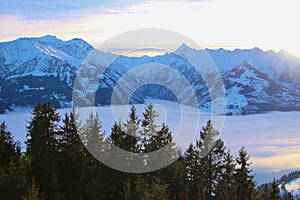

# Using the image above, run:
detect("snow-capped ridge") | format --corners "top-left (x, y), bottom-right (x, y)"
top-left (1, 36), bottom-right (300, 115)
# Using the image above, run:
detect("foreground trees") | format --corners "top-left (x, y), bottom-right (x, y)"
top-left (26, 102), bottom-right (61, 199)
top-left (0, 102), bottom-right (282, 199)
top-left (0, 122), bottom-right (27, 199)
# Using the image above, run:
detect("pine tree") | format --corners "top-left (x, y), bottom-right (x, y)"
top-left (258, 179), bottom-right (282, 200)
top-left (107, 106), bottom-right (140, 200)
top-left (109, 120), bottom-right (126, 148)
top-left (147, 123), bottom-right (177, 171)
top-left (25, 102), bottom-right (60, 199)
top-left (82, 112), bottom-right (106, 157)
top-left (216, 149), bottom-right (236, 200)
top-left (108, 119), bottom-right (138, 169)
top-left (270, 178), bottom-right (282, 200)
top-left (59, 112), bottom-right (83, 153)
top-left (80, 112), bottom-right (108, 200)
top-left (165, 156), bottom-right (186, 199)
top-left (140, 105), bottom-right (179, 191)
top-left (58, 112), bottom-right (87, 200)
top-left (0, 122), bottom-right (27, 199)
top-left (184, 144), bottom-right (201, 199)
top-left (263, 183), bottom-right (270, 200)
top-left (234, 146), bottom-right (256, 200)
top-left (141, 104), bottom-right (159, 153)
top-left (124, 105), bottom-right (140, 152)
top-left (0, 121), bottom-right (21, 167)
top-left (109, 106), bottom-right (140, 172)
top-left (183, 120), bottom-right (229, 200)
top-left (141, 106), bottom-right (175, 163)
top-left (108, 107), bottom-right (139, 169)
top-left (108, 105), bottom-right (177, 199)
top-left (196, 120), bottom-right (226, 200)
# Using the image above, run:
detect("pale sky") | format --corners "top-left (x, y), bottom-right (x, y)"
top-left (1, 0), bottom-right (300, 57)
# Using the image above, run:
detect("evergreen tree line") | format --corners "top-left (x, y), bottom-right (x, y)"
top-left (278, 170), bottom-right (300, 184)
top-left (0, 102), bottom-right (283, 200)
top-left (257, 179), bottom-right (282, 200)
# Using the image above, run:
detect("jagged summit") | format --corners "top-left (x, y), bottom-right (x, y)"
top-left (175, 43), bottom-right (191, 51)
top-left (32, 34), bottom-right (58, 40)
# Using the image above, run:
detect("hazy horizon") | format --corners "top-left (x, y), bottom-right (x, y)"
top-left (2, 34), bottom-right (298, 58)
top-left (1, 0), bottom-right (300, 57)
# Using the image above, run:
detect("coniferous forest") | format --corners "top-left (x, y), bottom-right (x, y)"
top-left (0, 102), bottom-right (284, 200)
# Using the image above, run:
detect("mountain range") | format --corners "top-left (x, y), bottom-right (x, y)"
top-left (0, 35), bottom-right (300, 115)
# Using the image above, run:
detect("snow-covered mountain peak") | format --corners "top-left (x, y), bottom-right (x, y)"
top-left (175, 43), bottom-right (191, 52)
top-left (34, 34), bottom-right (58, 40)
top-left (174, 43), bottom-right (205, 56)
top-left (28, 36), bottom-right (94, 59)
top-left (0, 35), bottom-right (94, 81)
top-left (248, 46), bottom-right (263, 52)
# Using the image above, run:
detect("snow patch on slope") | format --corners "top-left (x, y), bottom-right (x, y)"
top-left (33, 42), bottom-right (81, 67)
top-left (285, 177), bottom-right (300, 198)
